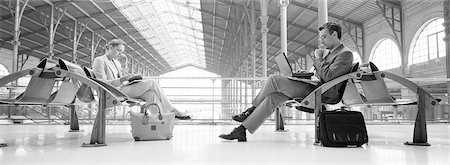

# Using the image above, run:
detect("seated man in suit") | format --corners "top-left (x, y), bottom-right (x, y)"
top-left (219, 22), bottom-right (353, 141)
top-left (92, 39), bottom-right (190, 120)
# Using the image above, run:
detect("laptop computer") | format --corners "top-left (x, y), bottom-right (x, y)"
top-left (275, 53), bottom-right (314, 79)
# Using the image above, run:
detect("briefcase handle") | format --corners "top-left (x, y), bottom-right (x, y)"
top-left (334, 106), bottom-right (349, 111)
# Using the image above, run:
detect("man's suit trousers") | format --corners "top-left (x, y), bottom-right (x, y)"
top-left (243, 75), bottom-right (316, 133)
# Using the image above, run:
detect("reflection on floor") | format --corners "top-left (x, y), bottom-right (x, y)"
top-left (0, 124), bottom-right (449, 165)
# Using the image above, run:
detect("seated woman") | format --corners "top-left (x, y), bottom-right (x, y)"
top-left (92, 39), bottom-right (190, 120)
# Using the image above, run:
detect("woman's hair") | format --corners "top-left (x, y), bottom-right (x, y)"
top-left (106, 39), bottom-right (125, 50)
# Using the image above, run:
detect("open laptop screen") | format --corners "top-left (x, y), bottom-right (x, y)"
top-left (274, 52), bottom-right (292, 76)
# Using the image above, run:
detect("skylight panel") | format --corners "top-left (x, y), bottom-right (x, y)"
top-left (113, 0), bottom-right (206, 69)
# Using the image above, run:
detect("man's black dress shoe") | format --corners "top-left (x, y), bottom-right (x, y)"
top-left (232, 106), bottom-right (255, 122)
top-left (219, 125), bottom-right (247, 142)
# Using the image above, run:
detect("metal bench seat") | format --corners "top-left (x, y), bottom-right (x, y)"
top-left (58, 59), bottom-right (148, 147)
top-left (288, 62), bottom-right (438, 146)
top-left (0, 58), bottom-right (126, 147)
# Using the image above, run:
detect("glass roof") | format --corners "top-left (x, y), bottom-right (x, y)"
top-left (113, 0), bottom-right (206, 69)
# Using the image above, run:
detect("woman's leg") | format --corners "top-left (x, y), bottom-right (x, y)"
top-left (138, 91), bottom-right (163, 114)
top-left (120, 79), bottom-right (176, 113)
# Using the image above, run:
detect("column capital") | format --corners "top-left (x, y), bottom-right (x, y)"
top-left (261, 27), bottom-right (269, 33)
top-left (11, 40), bottom-right (20, 46)
top-left (278, 0), bottom-right (290, 7)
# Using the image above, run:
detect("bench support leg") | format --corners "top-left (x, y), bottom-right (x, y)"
top-left (275, 107), bottom-right (287, 132)
top-left (405, 88), bottom-right (431, 146)
top-left (69, 105), bottom-right (82, 132)
top-left (82, 89), bottom-right (107, 147)
top-left (314, 89), bottom-right (322, 145)
top-left (7, 106), bottom-right (12, 119)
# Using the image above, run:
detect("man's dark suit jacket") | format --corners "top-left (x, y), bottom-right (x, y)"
top-left (313, 44), bottom-right (354, 103)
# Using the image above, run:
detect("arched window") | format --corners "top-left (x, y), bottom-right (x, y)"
top-left (0, 64), bottom-right (9, 77)
top-left (409, 18), bottom-right (445, 65)
top-left (370, 39), bottom-right (401, 70)
top-left (352, 51), bottom-right (362, 64)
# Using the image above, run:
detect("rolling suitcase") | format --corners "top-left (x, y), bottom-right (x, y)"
top-left (319, 107), bottom-right (368, 147)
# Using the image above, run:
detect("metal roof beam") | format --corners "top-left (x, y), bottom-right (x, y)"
top-left (69, 0), bottom-right (165, 74)
top-left (290, 1), bottom-right (363, 28)
top-left (83, 1), bottom-right (166, 72)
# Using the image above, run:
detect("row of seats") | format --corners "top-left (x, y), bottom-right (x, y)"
top-left (0, 59), bottom-right (440, 147)
top-left (280, 62), bottom-right (439, 146)
top-left (0, 58), bottom-right (144, 147)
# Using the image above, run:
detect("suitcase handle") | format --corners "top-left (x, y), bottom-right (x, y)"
top-left (142, 103), bottom-right (163, 120)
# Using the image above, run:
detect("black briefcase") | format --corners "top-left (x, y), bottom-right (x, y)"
top-left (319, 108), bottom-right (368, 147)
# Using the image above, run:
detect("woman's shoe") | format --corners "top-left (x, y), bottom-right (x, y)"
top-left (173, 109), bottom-right (191, 120)
top-left (175, 115), bottom-right (191, 120)
top-left (219, 125), bottom-right (247, 142)
top-left (231, 106), bottom-right (255, 122)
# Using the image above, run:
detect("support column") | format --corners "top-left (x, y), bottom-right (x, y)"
top-left (279, 0), bottom-right (289, 55)
top-left (234, 76), bottom-right (239, 110)
top-left (239, 69), bottom-right (244, 109)
top-left (238, 71), bottom-right (242, 110)
top-left (45, 4), bottom-right (67, 59)
top-left (69, 105), bottom-right (80, 132)
top-left (131, 57), bottom-right (135, 74)
top-left (275, 0), bottom-right (290, 133)
top-left (72, 20), bottom-right (78, 63)
top-left (229, 82), bottom-right (232, 115)
top-left (90, 33), bottom-right (103, 66)
top-left (211, 79), bottom-right (216, 124)
top-left (12, 0), bottom-right (21, 75)
top-left (82, 89), bottom-right (107, 147)
top-left (11, 0), bottom-right (30, 73)
top-left (221, 81), bottom-right (226, 116)
top-left (318, 0), bottom-right (328, 27)
top-left (91, 32), bottom-right (95, 65)
top-left (6, 1), bottom-right (30, 134)
top-left (48, 5), bottom-right (55, 59)
top-left (444, 0), bottom-right (450, 111)
top-left (137, 63), bottom-right (140, 75)
top-left (230, 80), bottom-right (234, 112)
top-left (244, 60), bottom-right (248, 108)
top-left (260, 0), bottom-right (269, 77)
top-left (315, 0), bottom-right (327, 145)
top-left (251, 0), bottom-right (257, 98)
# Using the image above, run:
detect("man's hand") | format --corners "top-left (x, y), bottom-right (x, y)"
top-left (314, 44), bottom-right (327, 59)
top-left (314, 48), bottom-right (325, 59)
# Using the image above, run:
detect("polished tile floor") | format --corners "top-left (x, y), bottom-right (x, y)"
top-left (0, 124), bottom-right (449, 165)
